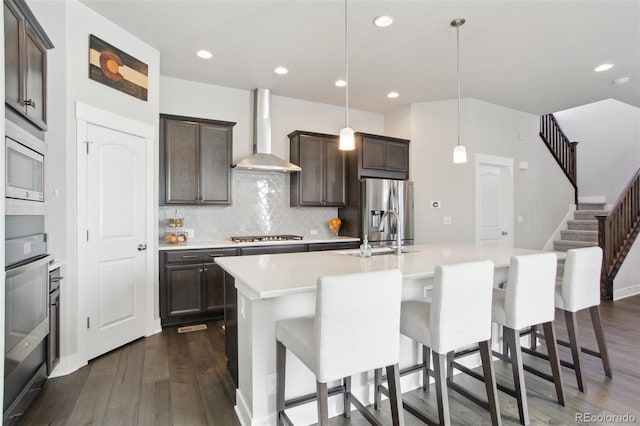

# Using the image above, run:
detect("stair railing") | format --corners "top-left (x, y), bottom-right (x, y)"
top-left (539, 114), bottom-right (579, 204)
top-left (596, 167), bottom-right (640, 299)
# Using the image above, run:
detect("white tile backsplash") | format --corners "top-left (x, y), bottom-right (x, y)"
top-left (159, 171), bottom-right (339, 241)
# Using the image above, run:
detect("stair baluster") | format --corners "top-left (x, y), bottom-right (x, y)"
top-left (539, 114), bottom-right (578, 204)
top-left (596, 168), bottom-right (640, 299)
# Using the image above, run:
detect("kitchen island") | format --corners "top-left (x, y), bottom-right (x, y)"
top-left (216, 243), bottom-right (557, 426)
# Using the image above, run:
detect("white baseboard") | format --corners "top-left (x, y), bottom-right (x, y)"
top-left (543, 205), bottom-right (576, 251)
top-left (613, 284), bottom-right (640, 300)
top-left (146, 318), bottom-right (162, 337)
top-left (48, 353), bottom-right (87, 378)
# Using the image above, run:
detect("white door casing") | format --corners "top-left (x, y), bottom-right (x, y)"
top-left (76, 103), bottom-right (157, 364)
top-left (475, 154), bottom-right (514, 248)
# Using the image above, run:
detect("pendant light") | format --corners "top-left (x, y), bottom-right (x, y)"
top-left (339, 0), bottom-right (355, 150)
top-left (451, 18), bottom-right (467, 164)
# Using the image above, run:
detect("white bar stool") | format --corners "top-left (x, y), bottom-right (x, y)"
top-left (524, 247), bottom-right (612, 392)
top-left (377, 260), bottom-right (501, 426)
top-left (276, 269), bottom-right (405, 426)
top-left (490, 253), bottom-right (564, 425)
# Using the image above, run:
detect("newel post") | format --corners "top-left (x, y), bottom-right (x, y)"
top-left (569, 141), bottom-right (579, 205)
top-left (595, 214), bottom-right (612, 300)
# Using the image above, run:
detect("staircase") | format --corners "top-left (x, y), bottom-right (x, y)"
top-left (554, 203), bottom-right (606, 252)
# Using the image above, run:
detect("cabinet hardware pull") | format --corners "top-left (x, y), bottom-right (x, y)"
top-left (23, 99), bottom-right (36, 108)
top-left (203, 268), bottom-right (208, 272)
top-left (182, 255), bottom-right (198, 259)
top-left (209, 253), bottom-right (225, 257)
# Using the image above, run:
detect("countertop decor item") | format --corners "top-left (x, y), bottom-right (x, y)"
top-left (328, 218), bottom-right (342, 236)
top-left (164, 211), bottom-right (187, 244)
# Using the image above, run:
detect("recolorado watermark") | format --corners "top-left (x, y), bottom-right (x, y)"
top-left (576, 412), bottom-right (637, 423)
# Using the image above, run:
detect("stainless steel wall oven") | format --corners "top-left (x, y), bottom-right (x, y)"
top-left (4, 216), bottom-right (50, 424)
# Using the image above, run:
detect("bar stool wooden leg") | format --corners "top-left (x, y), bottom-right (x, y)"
top-left (529, 325), bottom-right (537, 350)
top-left (276, 341), bottom-right (286, 425)
top-left (590, 305), bottom-right (612, 378)
top-left (386, 363), bottom-right (405, 426)
top-left (343, 376), bottom-right (351, 418)
top-left (505, 327), bottom-right (529, 425)
top-left (374, 368), bottom-right (382, 409)
top-left (423, 345), bottom-right (430, 392)
top-left (447, 351), bottom-right (454, 380)
top-left (317, 381), bottom-right (329, 426)
top-left (564, 311), bottom-right (586, 392)
top-left (479, 339), bottom-right (502, 426)
top-left (542, 321), bottom-right (565, 406)
top-left (433, 352), bottom-right (451, 426)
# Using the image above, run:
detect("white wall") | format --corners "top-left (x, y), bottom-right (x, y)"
top-left (554, 99), bottom-right (640, 203)
top-left (388, 98), bottom-right (574, 249)
top-left (160, 76), bottom-right (385, 164)
top-left (27, 0), bottom-right (160, 373)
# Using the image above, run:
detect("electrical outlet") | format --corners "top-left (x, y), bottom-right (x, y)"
top-left (423, 286), bottom-right (432, 298)
top-left (240, 297), bottom-right (246, 320)
top-left (517, 216), bottom-right (524, 224)
top-left (443, 216), bottom-right (452, 225)
top-left (267, 374), bottom-right (277, 395)
top-left (310, 229), bottom-right (318, 235)
top-left (184, 228), bottom-right (195, 239)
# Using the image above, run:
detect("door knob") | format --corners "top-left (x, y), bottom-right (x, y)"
top-left (501, 231), bottom-right (508, 236)
top-left (137, 244), bottom-right (147, 251)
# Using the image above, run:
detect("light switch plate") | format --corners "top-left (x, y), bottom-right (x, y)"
top-left (310, 229), bottom-right (318, 235)
top-left (443, 216), bottom-right (452, 225)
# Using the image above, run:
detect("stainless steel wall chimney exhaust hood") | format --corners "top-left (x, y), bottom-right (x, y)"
top-left (233, 88), bottom-right (302, 173)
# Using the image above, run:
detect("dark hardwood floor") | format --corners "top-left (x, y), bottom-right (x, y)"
top-left (19, 296), bottom-right (640, 425)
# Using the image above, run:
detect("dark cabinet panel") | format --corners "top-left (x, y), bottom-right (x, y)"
top-left (289, 131), bottom-right (346, 207)
top-left (160, 247), bottom-right (237, 327)
top-left (3, 0), bottom-right (53, 131)
top-left (203, 262), bottom-right (225, 312)
top-left (165, 119), bottom-right (199, 203)
top-left (354, 133), bottom-right (410, 180)
top-left (200, 123), bottom-right (233, 204)
top-left (160, 114), bottom-right (235, 206)
top-left (165, 264), bottom-right (203, 317)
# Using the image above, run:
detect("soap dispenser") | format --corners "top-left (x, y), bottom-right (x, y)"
top-left (360, 235), bottom-right (372, 257)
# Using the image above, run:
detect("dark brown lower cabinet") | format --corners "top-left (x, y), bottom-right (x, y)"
top-left (160, 248), bottom-right (237, 327)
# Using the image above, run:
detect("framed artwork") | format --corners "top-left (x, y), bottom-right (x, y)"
top-left (89, 34), bottom-right (148, 101)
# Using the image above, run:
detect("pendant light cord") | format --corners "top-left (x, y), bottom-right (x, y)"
top-left (456, 24), bottom-right (461, 147)
top-left (344, 0), bottom-right (350, 128)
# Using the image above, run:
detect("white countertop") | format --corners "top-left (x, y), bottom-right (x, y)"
top-left (216, 243), bottom-right (564, 300)
top-left (158, 236), bottom-right (359, 251)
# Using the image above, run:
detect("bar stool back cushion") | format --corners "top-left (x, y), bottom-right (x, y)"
top-left (315, 269), bottom-right (403, 383)
top-left (493, 253), bottom-right (557, 330)
top-left (556, 247), bottom-right (602, 313)
top-left (429, 260), bottom-right (494, 354)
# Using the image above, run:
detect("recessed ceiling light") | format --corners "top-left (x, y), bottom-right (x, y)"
top-left (387, 91), bottom-right (399, 99)
top-left (613, 77), bottom-right (630, 86)
top-left (335, 79), bottom-right (347, 87)
top-left (594, 63), bottom-right (614, 72)
top-left (196, 50), bottom-right (213, 59)
top-left (373, 15), bottom-right (394, 28)
top-left (274, 66), bottom-right (288, 75)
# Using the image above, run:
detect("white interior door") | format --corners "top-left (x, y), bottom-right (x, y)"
top-left (85, 123), bottom-right (147, 360)
top-left (476, 155), bottom-right (514, 248)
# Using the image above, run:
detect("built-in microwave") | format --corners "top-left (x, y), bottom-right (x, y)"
top-left (5, 120), bottom-right (45, 202)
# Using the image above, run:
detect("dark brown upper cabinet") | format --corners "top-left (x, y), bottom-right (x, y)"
top-left (354, 132), bottom-right (410, 180)
top-left (4, 0), bottom-right (53, 131)
top-left (160, 114), bottom-right (235, 205)
top-left (289, 130), bottom-right (346, 207)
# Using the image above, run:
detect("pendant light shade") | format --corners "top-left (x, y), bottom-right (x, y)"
top-left (453, 144), bottom-right (467, 163)
top-left (451, 18), bottom-right (467, 164)
top-left (339, 0), bottom-right (355, 151)
top-left (339, 126), bottom-right (355, 150)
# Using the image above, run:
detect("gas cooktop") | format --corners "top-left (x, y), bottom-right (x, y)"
top-left (230, 235), bottom-right (304, 243)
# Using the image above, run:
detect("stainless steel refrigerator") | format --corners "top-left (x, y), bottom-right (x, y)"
top-left (339, 178), bottom-right (414, 246)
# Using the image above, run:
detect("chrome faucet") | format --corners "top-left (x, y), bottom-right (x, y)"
top-left (379, 209), bottom-right (402, 256)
